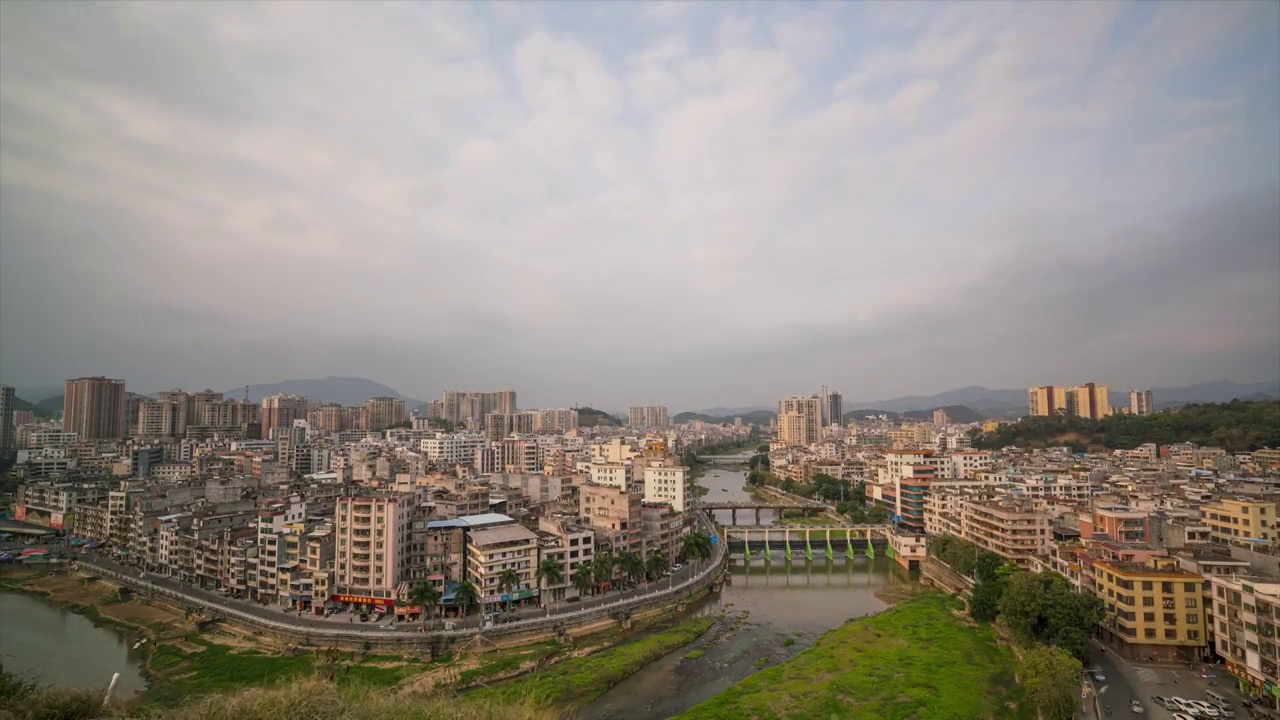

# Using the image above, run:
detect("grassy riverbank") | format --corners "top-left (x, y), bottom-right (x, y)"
top-left (674, 594), bottom-right (1028, 720)
top-left (468, 616), bottom-right (714, 709)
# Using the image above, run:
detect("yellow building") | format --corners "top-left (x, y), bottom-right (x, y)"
top-left (1069, 383), bottom-right (1113, 420)
top-left (1027, 386), bottom-right (1068, 416)
top-left (1203, 498), bottom-right (1278, 547)
top-left (982, 420), bottom-right (1000, 433)
top-left (1094, 557), bottom-right (1207, 661)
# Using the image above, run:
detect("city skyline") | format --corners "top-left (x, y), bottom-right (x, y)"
top-left (1, 2), bottom-right (1277, 409)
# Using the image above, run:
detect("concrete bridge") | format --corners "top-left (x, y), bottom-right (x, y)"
top-left (700, 500), bottom-right (828, 525)
top-left (699, 452), bottom-right (756, 466)
top-left (719, 525), bottom-right (927, 570)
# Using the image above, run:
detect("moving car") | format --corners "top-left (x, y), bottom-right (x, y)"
top-left (1130, 700), bottom-right (1145, 714)
top-left (1093, 669), bottom-right (1107, 682)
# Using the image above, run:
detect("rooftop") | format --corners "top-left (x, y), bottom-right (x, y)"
top-left (468, 524), bottom-right (538, 546)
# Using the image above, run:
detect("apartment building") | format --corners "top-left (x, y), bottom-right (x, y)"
top-left (532, 408), bottom-right (579, 434)
top-left (777, 396), bottom-right (821, 446)
top-left (536, 516), bottom-right (595, 601)
top-left (628, 406), bottom-right (670, 429)
top-left (641, 502), bottom-right (684, 565)
top-left (642, 464), bottom-right (691, 512)
top-left (1071, 383), bottom-right (1113, 420)
top-left (1204, 498), bottom-right (1278, 547)
top-left (260, 394), bottom-right (308, 439)
top-left (420, 433), bottom-right (486, 466)
top-left (959, 500), bottom-right (1053, 566)
top-left (441, 389), bottom-right (517, 425)
top-left (579, 482), bottom-right (644, 555)
top-left (1129, 390), bottom-right (1155, 416)
top-left (868, 450), bottom-right (943, 533)
top-left (589, 463), bottom-right (631, 490)
top-left (1096, 557), bottom-right (1207, 661)
top-left (333, 492), bottom-right (415, 606)
top-left (1082, 505), bottom-right (1151, 543)
top-left (466, 523), bottom-right (539, 610)
top-left (63, 377), bottom-right (126, 440)
top-left (0, 385), bottom-right (15, 456)
top-left (1027, 385), bottom-right (1069, 417)
top-left (365, 396), bottom-right (407, 431)
top-left (1212, 575), bottom-right (1280, 705)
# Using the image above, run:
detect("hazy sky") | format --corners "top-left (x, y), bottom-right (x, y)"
top-left (1, 1), bottom-right (1278, 409)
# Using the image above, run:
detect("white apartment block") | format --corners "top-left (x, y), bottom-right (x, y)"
top-left (628, 406), bottom-right (670, 429)
top-left (590, 462), bottom-right (632, 490)
top-left (642, 465), bottom-right (692, 512)
top-left (420, 434), bottom-right (487, 465)
top-left (944, 451), bottom-right (992, 479)
top-left (1211, 575), bottom-right (1280, 697)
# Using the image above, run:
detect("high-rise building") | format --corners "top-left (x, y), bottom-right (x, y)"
top-left (533, 408), bottom-right (579, 433)
top-left (308, 403), bottom-right (344, 433)
top-left (333, 492), bottom-right (414, 606)
top-left (628, 406), bottom-right (670, 429)
top-left (441, 389), bottom-right (517, 425)
top-left (63, 376), bottom-right (127, 440)
top-left (1027, 385), bottom-right (1068, 417)
top-left (485, 411), bottom-right (536, 441)
top-left (932, 408), bottom-right (951, 426)
top-left (1069, 383), bottom-right (1112, 420)
top-left (364, 396), bottom-right (406, 431)
top-left (1129, 390), bottom-right (1154, 417)
top-left (136, 400), bottom-right (183, 438)
top-left (155, 389), bottom-right (192, 436)
top-left (777, 395), bottom-right (821, 446)
top-left (260, 394), bottom-right (308, 438)
top-left (823, 389), bottom-right (843, 428)
top-left (0, 385), bottom-right (14, 456)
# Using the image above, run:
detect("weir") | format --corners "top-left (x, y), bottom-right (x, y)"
top-left (718, 523), bottom-right (922, 570)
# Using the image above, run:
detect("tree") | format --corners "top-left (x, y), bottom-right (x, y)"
top-left (497, 568), bottom-right (521, 610)
top-left (866, 504), bottom-right (891, 524)
top-left (572, 566), bottom-right (595, 598)
top-left (618, 551), bottom-right (646, 585)
top-left (756, 444), bottom-right (769, 454)
top-left (646, 549), bottom-right (669, 580)
top-left (969, 552), bottom-right (1015, 622)
top-left (592, 552), bottom-right (616, 591)
top-left (999, 571), bottom-right (1102, 663)
top-left (453, 581), bottom-right (479, 617)
top-left (536, 557), bottom-right (564, 601)
top-left (407, 581), bottom-right (440, 631)
top-left (681, 532), bottom-right (712, 563)
top-left (1022, 644), bottom-right (1083, 720)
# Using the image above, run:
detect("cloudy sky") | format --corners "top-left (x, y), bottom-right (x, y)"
top-left (1, 1), bottom-right (1277, 409)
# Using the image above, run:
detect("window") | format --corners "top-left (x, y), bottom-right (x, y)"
top-left (1144, 628), bottom-right (1156, 638)
top-left (1186, 597), bottom-right (1198, 608)
top-left (1143, 597), bottom-right (1155, 607)
top-left (1165, 629), bottom-right (1177, 639)
top-left (1187, 614), bottom-right (1200, 624)
top-left (1189, 630), bottom-right (1200, 640)
top-left (1184, 582), bottom-right (1198, 592)
top-left (1144, 612), bottom-right (1155, 622)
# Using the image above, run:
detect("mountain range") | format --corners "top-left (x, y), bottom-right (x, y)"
top-left (223, 377), bottom-right (427, 408)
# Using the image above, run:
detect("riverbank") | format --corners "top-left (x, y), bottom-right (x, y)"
top-left (673, 593), bottom-right (1029, 720)
top-left (0, 569), bottom-right (188, 640)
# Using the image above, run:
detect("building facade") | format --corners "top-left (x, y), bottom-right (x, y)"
top-left (63, 377), bottom-right (126, 440)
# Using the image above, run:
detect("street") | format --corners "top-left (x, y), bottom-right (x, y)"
top-left (1090, 640), bottom-right (1249, 719)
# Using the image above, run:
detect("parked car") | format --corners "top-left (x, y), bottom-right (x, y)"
top-left (1185, 700), bottom-right (1221, 717)
top-left (1172, 714), bottom-right (1197, 720)
top-left (1152, 695), bottom-right (1172, 709)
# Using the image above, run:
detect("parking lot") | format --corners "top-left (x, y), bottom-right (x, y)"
top-left (1089, 640), bottom-right (1269, 719)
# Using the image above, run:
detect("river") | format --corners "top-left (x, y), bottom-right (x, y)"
top-left (0, 591), bottom-right (148, 699)
top-left (578, 466), bottom-right (917, 719)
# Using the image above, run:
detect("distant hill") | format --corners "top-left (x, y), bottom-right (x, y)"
top-left (35, 396), bottom-right (64, 416)
top-left (687, 406), bottom-right (773, 417)
top-left (843, 405), bottom-right (986, 424)
top-left (674, 409), bottom-right (775, 425)
top-left (11, 396), bottom-right (54, 419)
top-left (850, 380), bottom-right (1279, 415)
top-left (577, 407), bottom-right (622, 427)
top-left (224, 377), bottom-right (425, 407)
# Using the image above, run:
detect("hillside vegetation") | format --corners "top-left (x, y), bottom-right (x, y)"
top-left (673, 409), bottom-right (775, 425)
top-left (970, 400), bottom-right (1280, 452)
top-left (576, 407), bottom-right (621, 427)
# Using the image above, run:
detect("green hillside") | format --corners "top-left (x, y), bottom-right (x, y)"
top-left (673, 409), bottom-right (775, 425)
top-left (12, 396), bottom-right (55, 419)
top-left (576, 407), bottom-right (621, 427)
top-left (970, 400), bottom-right (1280, 452)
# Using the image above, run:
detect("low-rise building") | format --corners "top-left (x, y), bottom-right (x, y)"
top-left (1095, 557), bottom-right (1207, 662)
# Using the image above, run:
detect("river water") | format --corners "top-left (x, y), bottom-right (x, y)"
top-left (0, 591), bottom-right (148, 699)
top-left (578, 466), bottom-right (917, 719)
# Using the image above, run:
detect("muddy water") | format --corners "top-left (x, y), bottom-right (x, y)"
top-left (578, 468), bottom-right (917, 720)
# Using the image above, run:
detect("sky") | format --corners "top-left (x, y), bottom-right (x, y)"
top-left (1, 1), bottom-right (1278, 410)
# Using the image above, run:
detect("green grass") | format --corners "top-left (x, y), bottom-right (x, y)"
top-left (469, 617), bottom-right (714, 709)
top-left (754, 657), bottom-right (768, 668)
top-left (454, 642), bottom-right (560, 687)
top-left (142, 638), bottom-right (317, 706)
top-left (684, 650), bottom-right (704, 660)
top-left (674, 595), bottom-right (1028, 720)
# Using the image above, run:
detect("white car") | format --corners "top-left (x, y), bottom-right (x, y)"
top-left (1172, 714), bottom-right (1197, 720)
top-left (1184, 700), bottom-right (1221, 718)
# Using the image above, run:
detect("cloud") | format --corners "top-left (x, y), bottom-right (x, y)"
top-left (1, 1), bottom-right (1277, 409)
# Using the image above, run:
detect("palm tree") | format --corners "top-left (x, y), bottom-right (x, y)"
top-left (536, 557), bottom-right (564, 603)
top-left (453, 581), bottom-right (480, 618)
top-left (646, 549), bottom-right (669, 581)
top-left (592, 551), bottom-right (615, 592)
top-left (618, 551), bottom-right (645, 585)
top-left (408, 581), bottom-right (440, 631)
top-left (571, 566), bottom-right (595, 598)
top-left (681, 532), bottom-right (712, 563)
top-left (497, 568), bottom-right (522, 611)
